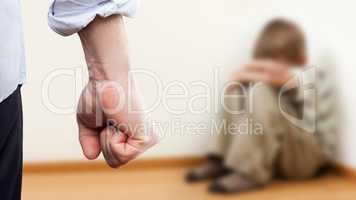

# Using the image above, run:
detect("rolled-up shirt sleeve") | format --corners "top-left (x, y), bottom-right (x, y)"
top-left (48, 0), bottom-right (139, 36)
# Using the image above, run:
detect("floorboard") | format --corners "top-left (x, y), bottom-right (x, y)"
top-left (23, 167), bottom-right (356, 200)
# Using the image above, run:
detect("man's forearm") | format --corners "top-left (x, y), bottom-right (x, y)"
top-left (78, 15), bottom-right (130, 82)
top-left (49, 1), bottom-right (157, 168)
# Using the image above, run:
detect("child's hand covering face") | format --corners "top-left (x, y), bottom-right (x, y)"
top-left (229, 59), bottom-right (297, 88)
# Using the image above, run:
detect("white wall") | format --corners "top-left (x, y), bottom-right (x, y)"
top-left (22, 0), bottom-right (356, 166)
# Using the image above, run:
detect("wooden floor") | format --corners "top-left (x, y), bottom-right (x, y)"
top-left (23, 167), bottom-right (356, 200)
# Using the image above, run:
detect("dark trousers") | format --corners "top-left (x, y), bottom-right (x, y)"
top-left (0, 86), bottom-right (23, 200)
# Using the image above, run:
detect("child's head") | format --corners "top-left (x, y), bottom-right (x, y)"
top-left (253, 18), bottom-right (307, 66)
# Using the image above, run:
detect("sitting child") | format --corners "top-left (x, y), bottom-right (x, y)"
top-left (186, 18), bottom-right (339, 194)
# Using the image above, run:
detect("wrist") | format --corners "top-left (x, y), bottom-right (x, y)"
top-left (87, 60), bottom-right (130, 82)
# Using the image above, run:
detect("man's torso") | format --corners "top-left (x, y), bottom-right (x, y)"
top-left (0, 0), bottom-right (26, 102)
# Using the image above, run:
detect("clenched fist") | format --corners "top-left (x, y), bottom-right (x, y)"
top-left (77, 81), bottom-right (158, 168)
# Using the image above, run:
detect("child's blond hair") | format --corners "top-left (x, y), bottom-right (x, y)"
top-left (253, 18), bottom-right (306, 65)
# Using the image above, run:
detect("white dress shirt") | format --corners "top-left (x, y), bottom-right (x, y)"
top-left (48, 0), bottom-right (139, 36)
top-left (0, 0), bottom-right (26, 102)
top-left (0, 0), bottom-right (138, 103)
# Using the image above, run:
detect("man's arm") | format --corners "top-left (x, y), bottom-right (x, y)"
top-left (78, 15), bottom-right (130, 82)
top-left (48, 0), bottom-right (158, 168)
top-left (77, 15), bottom-right (157, 168)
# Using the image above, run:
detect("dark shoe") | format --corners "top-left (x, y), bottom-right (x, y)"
top-left (185, 154), bottom-right (230, 183)
top-left (208, 172), bottom-right (261, 194)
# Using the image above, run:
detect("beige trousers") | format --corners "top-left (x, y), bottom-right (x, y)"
top-left (209, 83), bottom-right (326, 184)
